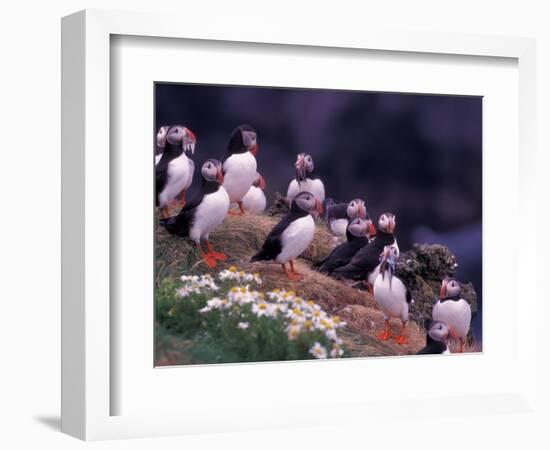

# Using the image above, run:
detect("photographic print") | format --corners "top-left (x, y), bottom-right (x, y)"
top-left (154, 83), bottom-right (482, 366)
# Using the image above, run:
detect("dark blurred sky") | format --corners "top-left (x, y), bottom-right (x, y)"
top-left (155, 83), bottom-right (483, 340)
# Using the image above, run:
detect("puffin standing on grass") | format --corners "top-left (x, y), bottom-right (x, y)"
top-left (251, 191), bottom-right (323, 281)
top-left (240, 172), bottom-right (267, 213)
top-left (286, 153), bottom-right (325, 204)
top-left (156, 125), bottom-right (197, 218)
top-left (325, 199), bottom-right (368, 238)
top-left (432, 277), bottom-right (472, 353)
top-left (417, 320), bottom-right (452, 355)
top-left (160, 159), bottom-right (230, 268)
top-left (316, 217), bottom-right (374, 275)
top-left (222, 125), bottom-right (259, 215)
top-left (332, 213), bottom-right (398, 290)
top-left (373, 246), bottom-right (412, 344)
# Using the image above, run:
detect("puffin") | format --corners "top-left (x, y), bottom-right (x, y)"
top-left (417, 320), bottom-right (452, 355)
top-left (240, 172), bottom-right (267, 213)
top-left (332, 213), bottom-right (398, 290)
top-left (373, 246), bottom-right (411, 344)
top-left (325, 199), bottom-right (368, 238)
top-left (222, 124), bottom-right (259, 215)
top-left (155, 125), bottom-right (197, 218)
top-left (316, 217), bottom-right (373, 275)
top-left (160, 159), bottom-right (230, 268)
top-left (251, 191), bottom-right (323, 281)
top-left (155, 125), bottom-right (169, 165)
top-left (432, 277), bottom-right (472, 353)
top-left (286, 153), bottom-right (325, 204)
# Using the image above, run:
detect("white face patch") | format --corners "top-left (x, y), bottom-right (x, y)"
top-left (166, 126), bottom-right (185, 145)
top-left (241, 130), bottom-right (257, 148)
top-left (157, 126), bottom-right (168, 148)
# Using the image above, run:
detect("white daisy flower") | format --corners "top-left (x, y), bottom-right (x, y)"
top-left (237, 322), bottom-right (249, 330)
top-left (309, 342), bottom-right (328, 359)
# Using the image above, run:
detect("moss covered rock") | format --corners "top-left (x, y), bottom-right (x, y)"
top-left (395, 244), bottom-right (478, 326)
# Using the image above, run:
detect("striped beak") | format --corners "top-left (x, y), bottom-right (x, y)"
top-left (368, 221), bottom-right (376, 238)
top-left (315, 198), bottom-right (323, 214)
top-left (216, 167), bottom-right (224, 184)
top-left (439, 280), bottom-right (447, 298)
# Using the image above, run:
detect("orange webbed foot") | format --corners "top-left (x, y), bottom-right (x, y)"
top-left (211, 251), bottom-right (228, 261)
top-left (286, 271), bottom-right (303, 281)
top-left (394, 335), bottom-right (408, 345)
top-left (377, 330), bottom-right (392, 341)
top-left (200, 252), bottom-right (218, 268)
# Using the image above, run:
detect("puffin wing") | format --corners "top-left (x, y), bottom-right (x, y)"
top-left (317, 241), bottom-right (363, 274)
top-left (160, 191), bottom-right (205, 236)
top-left (251, 214), bottom-right (296, 262)
top-left (155, 155), bottom-right (170, 205)
top-left (332, 241), bottom-right (381, 279)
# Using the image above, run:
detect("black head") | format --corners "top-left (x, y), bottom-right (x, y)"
top-left (160, 125), bottom-right (197, 156)
top-left (291, 191), bottom-right (323, 215)
top-left (200, 159), bottom-right (224, 184)
top-left (378, 212), bottom-right (396, 234)
top-left (426, 320), bottom-right (450, 342)
top-left (347, 199), bottom-right (367, 221)
top-left (227, 124), bottom-right (258, 156)
top-left (439, 276), bottom-right (461, 300)
top-left (346, 218), bottom-right (370, 239)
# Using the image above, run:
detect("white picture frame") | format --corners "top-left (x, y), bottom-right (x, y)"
top-left (61, 9), bottom-right (538, 441)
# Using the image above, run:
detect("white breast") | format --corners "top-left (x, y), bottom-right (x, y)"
top-left (222, 152), bottom-right (257, 202)
top-left (329, 218), bottom-right (348, 238)
top-left (189, 187), bottom-right (230, 244)
top-left (158, 153), bottom-right (193, 207)
top-left (241, 186), bottom-right (267, 213)
top-left (286, 178), bottom-right (325, 203)
top-left (276, 215), bottom-right (315, 264)
top-left (432, 299), bottom-right (472, 340)
top-left (373, 273), bottom-right (409, 322)
top-left (367, 263), bottom-right (382, 285)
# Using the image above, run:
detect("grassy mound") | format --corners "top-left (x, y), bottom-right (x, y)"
top-left (155, 212), bottom-right (434, 362)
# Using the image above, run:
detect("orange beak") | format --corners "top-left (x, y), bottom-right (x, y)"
top-left (315, 199), bottom-right (323, 214)
top-left (440, 281), bottom-right (447, 298)
top-left (258, 174), bottom-right (266, 190)
top-left (250, 143), bottom-right (259, 156)
top-left (369, 222), bottom-right (377, 238)
top-left (186, 128), bottom-right (197, 142)
top-left (359, 204), bottom-right (367, 219)
top-left (216, 168), bottom-right (224, 184)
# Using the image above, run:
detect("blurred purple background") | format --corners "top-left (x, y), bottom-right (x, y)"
top-left (155, 83), bottom-right (483, 341)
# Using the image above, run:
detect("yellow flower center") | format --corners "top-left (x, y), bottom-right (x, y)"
top-left (292, 308), bottom-right (303, 316)
top-left (333, 316), bottom-right (341, 324)
top-left (240, 287), bottom-right (247, 293)
top-left (229, 266), bottom-right (237, 272)
top-left (259, 303), bottom-right (267, 310)
top-left (231, 287), bottom-right (238, 293)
